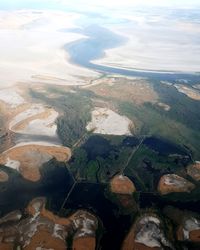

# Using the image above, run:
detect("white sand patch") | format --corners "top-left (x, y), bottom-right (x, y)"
top-left (4, 157), bottom-right (20, 171)
top-left (0, 88), bottom-right (25, 107)
top-left (139, 216), bottom-right (160, 226)
top-left (73, 217), bottom-right (96, 238)
top-left (87, 107), bottom-right (132, 135)
top-left (157, 102), bottom-right (171, 111)
top-left (158, 174), bottom-right (195, 195)
top-left (160, 81), bottom-right (173, 86)
top-left (135, 215), bottom-right (173, 249)
top-left (118, 174), bottom-right (126, 180)
top-left (10, 141), bottom-right (62, 149)
top-left (174, 84), bottom-right (200, 101)
top-left (193, 84), bottom-right (200, 90)
top-left (9, 104), bottom-right (45, 129)
top-left (53, 224), bottom-right (65, 240)
top-left (183, 217), bottom-right (200, 240)
top-left (19, 110), bottom-right (58, 137)
top-left (0, 10), bottom-right (99, 87)
top-left (163, 174), bottom-right (189, 187)
top-left (9, 104), bottom-right (59, 137)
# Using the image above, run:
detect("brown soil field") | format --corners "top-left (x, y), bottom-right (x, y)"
top-left (177, 226), bottom-right (200, 242)
top-left (176, 225), bottom-right (184, 241)
top-left (158, 174), bottom-right (195, 195)
top-left (110, 175), bottom-right (136, 195)
top-left (73, 236), bottom-right (96, 250)
top-left (122, 227), bottom-right (161, 250)
top-left (175, 84), bottom-right (200, 101)
top-left (189, 229), bottom-right (200, 242)
top-left (187, 162), bottom-right (200, 181)
top-left (0, 198), bottom-right (98, 250)
top-left (88, 77), bottom-right (158, 105)
top-left (40, 206), bottom-right (71, 226)
top-left (24, 229), bottom-right (67, 250)
top-left (0, 170), bottom-right (9, 182)
top-left (0, 144), bottom-right (71, 181)
top-left (122, 225), bottom-right (135, 250)
top-left (0, 243), bottom-right (13, 250)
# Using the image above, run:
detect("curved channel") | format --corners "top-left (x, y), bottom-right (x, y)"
top-left (65, 24), bottom-right (200, 82)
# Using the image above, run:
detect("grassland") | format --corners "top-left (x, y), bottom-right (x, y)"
top-left (29, 87), bottom-right (94, 147)
top-left (29, 76), bottom-right (200, 185)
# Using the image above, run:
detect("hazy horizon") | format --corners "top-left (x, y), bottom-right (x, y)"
top-left (1, 0), bottom-right (200, 11)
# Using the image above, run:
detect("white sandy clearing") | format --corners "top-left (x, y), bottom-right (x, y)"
top-left (10, 141), bottom-right (62, 149)
top-left (163, 174), bottom-right (190, 187)
top-left (0, 10), bottom-right (99, 87)
top-left (183, 217), bottom-right (200, 240)
top-left (193, 84), bottom-right (200, 90)
top-left (19, 109), bottom-right (58, 137)
top-left (157, 102), bottom-right (171, 111)
top-left (158, 174), bottom-right (195, 195)
top-left (9, 104), bottom-right (45, 129)
top-left (86, 107), bottom-right (132, 135)
top-left (73, 212), bottom-right (97, 238)
top-left (9, 104), bottom-right (59, 137)
top-left (174, 84), bottom-right (200, 101)
top-left (0, 88), bottom-right (25, 107)
top-left (4, 157), bottom-right (21, 171)
top-left (135, 215), bottom-right (172, 249)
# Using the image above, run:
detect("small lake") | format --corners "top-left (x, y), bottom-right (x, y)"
top-left (143, 136), bottom-right (190, 156)
top-left (140, 192), bottom-right (200, 213)
top-left (63, 183), bottom-right (200, 249)
top-left (63, 183), bottom-right (132, 250)
top-left (82, 135), bottom-right (117, 160)
top-left (0, 160), bottom-right (74, 216)
top-left (81, 135), bottom-right (140, 161)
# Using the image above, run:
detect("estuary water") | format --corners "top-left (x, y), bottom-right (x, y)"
top-left (65, 24), bottom-right (200, 82)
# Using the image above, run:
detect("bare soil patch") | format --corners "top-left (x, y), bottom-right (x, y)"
top-left (73, 236), bottom-right (96, 250)
top-left (0, 144), bottom-right (71, 181)
top-left (110, 175), bottom-right (136, 195)
top-left (158, 174), bottom-right (195, 195)
top-left (88, 77), bottom-right (158, 105)
top-left (0, 171), bottom-right (9, 182)
top-left (175, 84), bottom-right (200, 101)
top-left (187, 162), bottom-right (200, 181)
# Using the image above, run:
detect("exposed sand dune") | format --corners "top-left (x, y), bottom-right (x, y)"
top-left (158, 174), bottom-right (195, 195)
top-left (87, 107), bottom-right (133, 135)
top-left (0, 144), bottom-right (71, 181)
